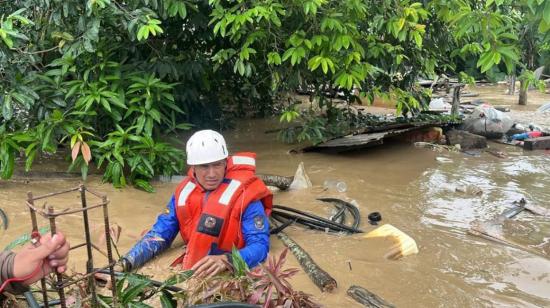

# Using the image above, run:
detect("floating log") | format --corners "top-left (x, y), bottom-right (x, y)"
top-left (347, 285), bottom-right (395, 308)
top-left (276, 231), bottom-right (337, 292)
top-left (258, 174), bottom-right (294, 190)
top-left (523, 136), bottom-right (550, 150)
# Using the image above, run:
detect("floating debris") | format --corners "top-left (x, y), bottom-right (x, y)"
top-left (455, 184), bottom-right (483, 196)
top-left (347, 285), bottom-right (395, 308)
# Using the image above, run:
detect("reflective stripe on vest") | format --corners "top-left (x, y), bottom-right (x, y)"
top-left (219, 179), bottom-right (241, 206)
top-left (178, 182), bottom-right (196, 206)
top-left (232, 155), bottom-right (255, 166)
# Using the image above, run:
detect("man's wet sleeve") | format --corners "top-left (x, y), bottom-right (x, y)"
top-left (238, 200), bottom-right (269, 269)
top-left (124, 195), bottom-right (179, 270)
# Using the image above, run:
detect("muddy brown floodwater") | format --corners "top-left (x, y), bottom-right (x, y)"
top-left (1, 87), bottom-right (549, 307)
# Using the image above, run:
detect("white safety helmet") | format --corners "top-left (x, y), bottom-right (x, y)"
top-left (186, 130), bottom-right (228, 165)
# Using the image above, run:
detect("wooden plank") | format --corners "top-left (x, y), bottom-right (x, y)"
top-left (524, 203), bottom-right (550, 216)
top-left (300, 120), bottom-right (461, 153)
top-left (523, 136), bottom-right (550, 150)
top-left (302, 128), bottom-right (415, 153)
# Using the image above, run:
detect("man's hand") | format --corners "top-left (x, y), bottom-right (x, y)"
top-left (191, 255), bottom-right (231, 279)
top-left (13, 232), bottom-right (70, 286)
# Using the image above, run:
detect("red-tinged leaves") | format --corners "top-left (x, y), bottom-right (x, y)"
top-left (247, 286), bottom-right (266, 304)
top-left (263, 285), bottom-right (273, 308)
top-left (184, 248), bottom-right (317, 307)
top-left (81, 141), bottom-right (92, 165)
top-left (279, 268), bottom-right (300, 279)
top-left (275, 248), bottom-right (289, 272)
top-left (283, 299), bottom-right (293, 308)
top-left (247, 271), bottom-right (264, 279)
top-left (72, 141), bottom-right (81, 161)
top-left (261, 264), bottom-right (290, 295)
top-left (268, 254), bottom-right (275, 269)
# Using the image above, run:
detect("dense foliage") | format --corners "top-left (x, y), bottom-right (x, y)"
top-left (1, 0), bottom-right (549, 188)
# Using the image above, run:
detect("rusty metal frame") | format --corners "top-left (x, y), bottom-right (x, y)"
top-left (25, 184), bottom-right (117, 308)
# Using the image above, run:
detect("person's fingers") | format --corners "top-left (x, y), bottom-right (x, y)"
top-left (49, 255), bottom-right (68, 268)
top-left (34, 233), bottom-right (67, 260)
top-left (203, 266), bottom-right (218, 279)
top-left (205, 263), bottom-right (224, 279)
top-left (190, 257), bottom-right (208, 271)
top-left (194, 261), bottom-right (214, 277)
top-left (199, 260), bottom-right (220, 278)
top-left (198, 264), bottom-right (215, 278)
top-left (48, 240), bottom-right (70, 260)
top-left (57, 265), bottom-right (67, 273)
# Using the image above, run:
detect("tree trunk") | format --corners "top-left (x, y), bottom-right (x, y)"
top-left (451, 85), bottom-right (462, 117)
top-left (508, 75), bottom-right (516, 95)
top-left (519, 79), bottom-right (528, 105)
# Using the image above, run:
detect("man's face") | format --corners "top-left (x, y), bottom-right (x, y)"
top-left (193, 159), bottom-right (227, 191)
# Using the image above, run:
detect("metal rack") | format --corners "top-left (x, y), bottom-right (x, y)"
top-left (25, 184), bottom-right (117, 307)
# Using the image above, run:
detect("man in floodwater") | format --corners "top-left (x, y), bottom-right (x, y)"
top-left (122, 130), bottom-right (272, 278)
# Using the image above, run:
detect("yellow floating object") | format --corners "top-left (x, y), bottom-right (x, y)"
top-left (364, 224), bottom-right (419, 260)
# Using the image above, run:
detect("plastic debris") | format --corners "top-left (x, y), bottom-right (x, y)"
top-left (462, 104), bottom-right (513, 137)
top-left (429, 98), bottom-right (452, 111)
top-left (289, 162), bottom-right (312, 190)
top-left (323, 179), bottom-right (347, 193)
top-left (363, 224), bottom-right (419, 260)
top-left (436, 157), bottom-right (453, 163)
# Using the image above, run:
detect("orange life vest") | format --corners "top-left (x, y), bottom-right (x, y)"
top-left (171, 152), bottom-right (273, 269)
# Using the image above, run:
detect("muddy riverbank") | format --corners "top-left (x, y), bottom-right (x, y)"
top-left (0, 86), bottom-right (549, 307)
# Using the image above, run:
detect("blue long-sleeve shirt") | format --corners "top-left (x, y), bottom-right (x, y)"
top-left (124, 194), bottom-right (269, 270)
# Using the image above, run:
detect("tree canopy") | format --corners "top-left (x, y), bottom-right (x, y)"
top-left (1, 0), bottom-right (549, 190)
